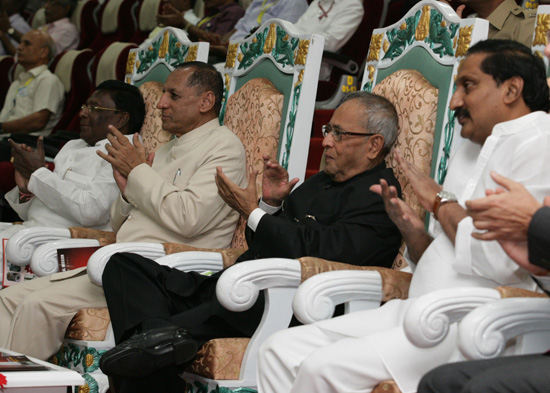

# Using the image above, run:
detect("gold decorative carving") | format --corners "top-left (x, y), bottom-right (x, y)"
top-left (367, 65), bottom-right (375, 81)
top-left (415, 5), bottom-right (431, 41)
top-left (185, 45), bottom-right (198, 62)
top-left (400, 23), bottom-right (407, 30)
top-left (533, 13), bottom-right (550, 46)
top-left (295, 39), bottom-right (310, 65)
top-left (224, 73), bottom-right (230, 88)
top-left (367, 33), bottom-right (384, 62)
top-left (455, 25), bottom-right (473, 57)
top-left (264, 22), bottom-right (277, 53)
top-left (225, 43), bottom-right (239, 69)
top-left (85, 353), bottom-right (94, 368)
top-left (294, 69), bottom-right (304, 88)
top-left (126, 52), bottom-right (136, 75)
top-left (159, 30), bottom-right (169, 58)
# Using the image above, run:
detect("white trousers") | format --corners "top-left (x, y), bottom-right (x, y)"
top-left (258, 298), bottom-right (459, 393)
top-left (0, 268), bottom-right (107, 360)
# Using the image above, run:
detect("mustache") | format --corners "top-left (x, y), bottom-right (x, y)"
top-left (454, 107), bottom-right (471, 119)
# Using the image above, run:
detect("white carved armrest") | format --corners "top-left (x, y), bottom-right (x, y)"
top-left (155, 251), bottom-right (224, 272)
top-left (292, 270), bottom-right (384, 324)
top-left (31, 239), bottom-right (101, 276)
top-left (458, 297), bottom-right (550, 360)
top-left (87, 242), bottom-right (167, 286)
top-left (216, 257), bottom-right (302, 384)
top-left (7, 227), bottom-right (71, 266)
top-left (403, 287), bottom-right (501, 349)
top-left (216, 258), bottom-right (302, 312)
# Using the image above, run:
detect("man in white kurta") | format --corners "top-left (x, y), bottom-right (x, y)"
top-left (0, 63), bottom-right (246, 360)
top-left (257, 40), bottom-right (550, 393)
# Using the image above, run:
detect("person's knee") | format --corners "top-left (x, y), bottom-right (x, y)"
top-left (418, 363), bottom-right (469, 393)
top-left (418, 366), bottom-right (445, 393)
top-left (259, 331), bottom-right (287, 366)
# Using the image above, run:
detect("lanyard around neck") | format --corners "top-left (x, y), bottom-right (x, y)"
top-left (257, 0), bottom-right (280, 25)
top-left (318, 0), bottom-right (335, 20)
top-left (17, 75), bottom-right (36, 94)
top-left (197, 12), bottom-right (220, 28)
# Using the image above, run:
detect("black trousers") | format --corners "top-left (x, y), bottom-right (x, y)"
top-left (103, 253), bottom-right (265, 393)
top-left (418, 353), bottom-right (550, 393)
top-left (102, 252), bottom-right (264, 345)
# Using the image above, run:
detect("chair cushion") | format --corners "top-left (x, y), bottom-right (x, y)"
top-left (65, 308), bottom-right (111, 341)
top-left (223, 77), bottom-right (284, 249)
top-left (68, 227), bottom-right (116, 246)
top-left (186, 337), bottom-right (250, 380)
top-left (138, 81), bottom-right (172, 154)
top-left (372, 69), bottom-right (438, 269)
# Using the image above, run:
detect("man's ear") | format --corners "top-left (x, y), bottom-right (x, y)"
top-left (366, 134), bottom-right (386, 159)
top-left (502, 76), bottom-right (524, 105)
top-left (199, 91), bottom-right (216, 113)
top-left (115, 112), bottom-right (130, 131)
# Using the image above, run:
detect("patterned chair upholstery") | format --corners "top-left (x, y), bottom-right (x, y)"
top-left (373, 69), bottom-right (438, 269)
top-left (224, 77), bottom-right (284, 249)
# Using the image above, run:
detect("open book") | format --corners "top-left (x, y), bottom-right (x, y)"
top-left (0, 352), bottom-right (49, 371)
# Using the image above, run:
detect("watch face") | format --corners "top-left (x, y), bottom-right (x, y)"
top-left (438, 190), bottom-right (457, 200)
top-left (7, 28), bottom-right (15, 35)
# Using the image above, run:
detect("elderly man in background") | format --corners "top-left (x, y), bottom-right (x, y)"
top-left (0, 29), bottom-right (63, 160)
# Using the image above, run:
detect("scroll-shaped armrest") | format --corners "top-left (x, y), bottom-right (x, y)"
top-left (403, 287), bottom-right (502, 349)
top-left (215, 257), bottom-right (302, 384)
top-left (458, 289), bottom-right (550, 360)
top-left (31, 239), bottom-right (102, 276)
top-left (6, 227), bottom-right (71, 266)
top-left (87, 242), bottom-right (167, 286)
top-left (293, 257), bottom-right (412, 324)
top-left (216, 258), bottom-right (302, 312)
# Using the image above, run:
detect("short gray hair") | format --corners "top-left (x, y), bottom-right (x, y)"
top-left (341, 91), bottom-right (398, 152)
top-left (42, 33), bottom-right (57, 62)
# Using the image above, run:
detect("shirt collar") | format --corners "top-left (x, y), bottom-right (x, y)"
top-left (18, 64), bottom-right (48, 81)
top-left (487, 0), bottom-right (518, 31)
top-left (174, 118), bottom-right (221, 146)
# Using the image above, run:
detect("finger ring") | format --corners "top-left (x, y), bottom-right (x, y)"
top-left (10, 156), bottom-right (14, 163)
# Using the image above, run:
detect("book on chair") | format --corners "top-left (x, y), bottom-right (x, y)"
top-left (0, 352), bottom-right (49, 372)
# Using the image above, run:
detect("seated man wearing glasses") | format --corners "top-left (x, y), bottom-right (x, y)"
top-left (98, 91), bottom-right (403, 393)
top-left (3, 80), bottom-right (144, 234)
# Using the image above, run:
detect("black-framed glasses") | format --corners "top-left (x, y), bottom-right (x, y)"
top-left (81, 104), bottom-right (122, 114)
top-left (321, 124), bottom-right (375, 142)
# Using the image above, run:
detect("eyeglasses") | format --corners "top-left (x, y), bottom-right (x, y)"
top-left (80, 104), bottom-right (122, 114)
top-left (321, 124), bottom-right (376, 142)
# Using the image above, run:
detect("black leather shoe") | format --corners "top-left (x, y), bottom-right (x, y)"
top-left (100, 326), bottom-right (198, 379)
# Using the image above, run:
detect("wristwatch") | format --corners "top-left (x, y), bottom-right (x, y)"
top-left (7, 27), bottom-right (15, 36)
top-left (433, 190), bottom-right (458, 220)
